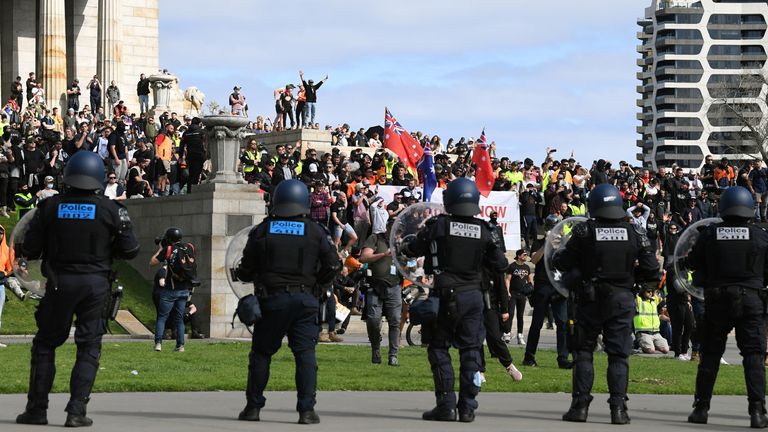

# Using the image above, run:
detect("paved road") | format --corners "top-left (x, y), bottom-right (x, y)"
top-left (0, 391), bottom-right (755, 432)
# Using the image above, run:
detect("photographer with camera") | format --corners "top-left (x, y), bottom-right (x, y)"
top-left (149, 227), bottom-right (198, 353)
top-left (360, 218), bottom-right (402, 366)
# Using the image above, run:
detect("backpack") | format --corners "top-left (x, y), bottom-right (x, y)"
top-left (166, 242), bottom-right (198, 286)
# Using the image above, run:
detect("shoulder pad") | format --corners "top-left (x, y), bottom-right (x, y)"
top-left (573, 222), bottom-right (590, 238)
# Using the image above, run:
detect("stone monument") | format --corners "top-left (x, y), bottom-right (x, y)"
top-left (147, 73), bottom-right (177, 120)
top-left (123, 114), bottom-right (265, 338)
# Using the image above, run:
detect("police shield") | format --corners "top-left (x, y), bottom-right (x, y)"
top-left (389, 202), bottom-right (446, 290)
top-left (543, 216), bottom-right (589, 298)
top-left (672, 217), bottom-right (722, 300)
top-left (8, 209), bottom-right (47, 298)
top-left (225, 225), bottom-right (255, 299)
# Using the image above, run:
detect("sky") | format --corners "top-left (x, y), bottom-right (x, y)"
top-left (160, 0), bottom-right (649, 166)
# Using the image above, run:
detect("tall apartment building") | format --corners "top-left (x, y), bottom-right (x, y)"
top-left (637, 0), bottom-right (768, 169)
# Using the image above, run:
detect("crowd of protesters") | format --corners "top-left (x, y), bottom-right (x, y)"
top-left (4, 70), bottom-right (763, 361)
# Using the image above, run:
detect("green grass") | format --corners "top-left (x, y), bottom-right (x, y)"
top-left (1, 260), bottom-right (155, 335)
top-left (0, 343), bottom-right (752, 395)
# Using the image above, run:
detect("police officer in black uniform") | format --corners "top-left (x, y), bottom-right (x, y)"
top-left (686, 186), bottom-right (768, 429)
top-left (235, 179), bottom-right (341, 425)
top-left (556, 183), bottom-right (658, 425)
top-left (402, 178), bottom-right (508, 423)
top-left (16, 151), bottom-right (140, 427)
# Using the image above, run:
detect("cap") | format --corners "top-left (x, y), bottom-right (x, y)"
top-left (515, 249), bottom-right (528, 258)
top-left (233, 85), bottom-right (241, 90)
top-left (44, 176), bottom-right (54, 183)
top-left (286, 83), bottom-right (296, 89)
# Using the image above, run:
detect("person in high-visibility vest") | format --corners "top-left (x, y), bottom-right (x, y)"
top-left (13, 183), bottom-right (36, 220)
top-left (633, 287), bottom-right (669, 354)
top-left (240, 139), bottom-right (260, 184)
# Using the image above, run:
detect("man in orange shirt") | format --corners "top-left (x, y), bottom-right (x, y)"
top-left (154, 123), bottom-right (175, 196)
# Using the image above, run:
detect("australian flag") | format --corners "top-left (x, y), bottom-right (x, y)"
top-left (417, 142), bottom-right (437, 202)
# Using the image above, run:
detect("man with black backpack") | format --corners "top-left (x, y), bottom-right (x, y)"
top-left (150, 227), bottom-right (198, 352)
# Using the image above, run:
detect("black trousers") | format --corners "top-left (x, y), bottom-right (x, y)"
top-left (525, 284), bottom-right (569, 365)
top-left (508, 293), bottom-right (527, 334)
top-left (571, 287), bottom-right (634, 406)
top-left (481, 308), bottom-right (513, 371)
top-left (246, 292), bottom-right (319, 413)
top-left (186, 155), bottom-right (204, 194)
top-left (428, 289), bottom-right (485, 414)
top-left (26, 273), bottom-right (110, 415)
top-left (667, 293), bottom-right (694, 357)
top-left (695, 287), bottom-right (766, 404)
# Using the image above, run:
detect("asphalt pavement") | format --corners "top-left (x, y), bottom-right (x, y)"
top-left (0, 391), bottom-right (756, 432)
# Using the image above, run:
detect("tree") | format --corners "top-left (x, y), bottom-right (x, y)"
top-left (206, 100), bottom-right (222, 115)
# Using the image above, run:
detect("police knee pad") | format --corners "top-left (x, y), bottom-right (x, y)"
top-left (75, 343), bottom-right (102, 367)
top-left (574, 350), bottom-right (594, 363)
top-left (458, 348), bottom-right (482, 371)
top-left (427, 347), bottom-right (451, 366)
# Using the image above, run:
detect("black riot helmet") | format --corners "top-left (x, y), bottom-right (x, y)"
top-left (587, 183), bottom-right (625, 220)
top-left (271, 179), bottom-right (310, 217)
top-left (719, 185), bottom-right (754, 219)
top-left (63, 151), bottom-right (106, 190)
top-left (443, 178), bottom-right (481, 217)
top-left (165, 227), bottom-right (183, 243)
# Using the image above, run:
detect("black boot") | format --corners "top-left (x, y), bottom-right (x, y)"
top-left (64, 413), bottom-right (93, 428)
top-left (16, 409), bottom-right (48, 425)
top-left (422, 407), bottom-right (457, 421)
top-left (238, 406), bottom-right (260, 421)
top-left (610, 403), bottom-right (631, 425)
top-left (458, 410), bottom-right (475, 423)
top-left (688, 399), bottom-right (709, 424)
top-left (371, 347), bottom-right (381, 364)
top-left (298, 410), bottom-right (320, 424)
top-left (562, 397), bottom-right (591, 422)
top-left (749, 401), bottom-right (768, 429)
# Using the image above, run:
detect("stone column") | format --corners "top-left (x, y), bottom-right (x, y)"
top-left (148, 73), bottom-right (177, 119)
top-left (97, 0), bottom-right (123, 104)
top-left (202, 115), bottom-right (249, 184)
top-left (38, 0), bottom-right (68, 111)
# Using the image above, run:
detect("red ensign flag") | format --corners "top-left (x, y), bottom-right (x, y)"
top-left (384, 108), bottom-right (423, 172)
top-left (472, 129), bottom-right (494, 197)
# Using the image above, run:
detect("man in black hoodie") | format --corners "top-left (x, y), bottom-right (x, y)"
top-left (180, 117), bottom-right (206, 193)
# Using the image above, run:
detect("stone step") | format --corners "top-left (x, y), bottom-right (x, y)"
top-left (115, 310), bottom-right (153, 337)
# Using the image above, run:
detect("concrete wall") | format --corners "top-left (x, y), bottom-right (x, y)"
top-left (0, 0), bottom-right (38, 106)
top-left (122, 182), bottom-right (267, 338)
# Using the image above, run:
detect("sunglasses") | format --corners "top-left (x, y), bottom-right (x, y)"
top-left (108, 176), bottom-right (117, 180)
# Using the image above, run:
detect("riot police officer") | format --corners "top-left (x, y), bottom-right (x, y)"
top-left (555, 183), bottom-right (658, 425)
top-left (686, 186), bottom-right (768, 428)
top-left (403, 178), bottom-right (508, 423)
top-left (235, 179), bottom-right (341, 425)
top-left (16, 151), bottom-right (140, 427)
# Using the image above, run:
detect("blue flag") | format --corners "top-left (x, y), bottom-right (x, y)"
top-left (417, 142), bottom-right (437, 202)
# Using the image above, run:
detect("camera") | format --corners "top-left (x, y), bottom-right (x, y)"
top-left (154, 235), bottom-right (170, 248)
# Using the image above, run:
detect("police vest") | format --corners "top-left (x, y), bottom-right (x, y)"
top-left (579, 220), bottom-right (639, 283)
top-left (384, 159), bottom-right (396, 180)
top-left (633, 296), bottom-right (660, 333)
top-left (701, 223), bottom-right (767, 289)
top-left (426, 215), bottom-right (486, 276)
top-left (42, 194), bottom-right (114, 270)
top-left (252, 216), bottom-right (322, 288)
top-left (14, 192), bottom-right (35, 220)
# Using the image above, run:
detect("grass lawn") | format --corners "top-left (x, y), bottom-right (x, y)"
top-left (1, 260), bottom-right (156, 335)
top-left (0, 342), bottom-right (751, 395)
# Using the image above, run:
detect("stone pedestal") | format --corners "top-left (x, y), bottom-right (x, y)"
top-left (123, 183), bottom-right (267, 338)
top-left (148, 73), bottom-right (177, 119)
top-left (252, 128), bottom-right (381, 159)
top-left (203, 115), bottom-right (249, 184)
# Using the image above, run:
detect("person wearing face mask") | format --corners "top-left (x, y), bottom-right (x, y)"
top-left (36, 176), bottom-right (58, 201)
